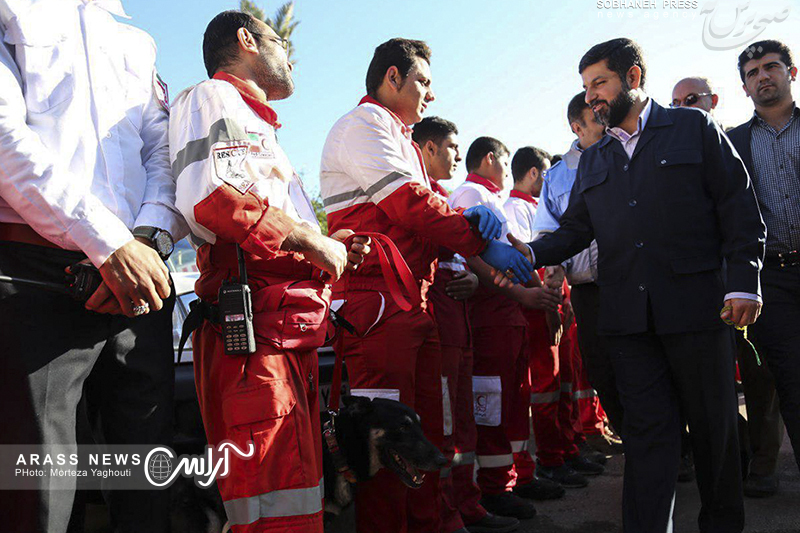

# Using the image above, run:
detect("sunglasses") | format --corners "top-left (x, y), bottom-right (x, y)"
top-left (670, 92), bottom-right (712, 108)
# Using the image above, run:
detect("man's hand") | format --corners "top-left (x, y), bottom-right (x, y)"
top-left (543, 265), bottom-right (565, 290)
top-left (491, 233), bottom-right (535, 288)
top-left (330, 229), bottom-right (371, 272)
top-left (562, 298), bottom-right (575, 330)
top-left (721, 298), bottom-right (762, 328)
top-left (480, 239), bottom-right (534, 285)
top-left (87, 238), bottom-right (171, 318)
top-left (463, 205), bottom-right (502, 241)
top-left (546, 310), bottom-right (564, 346)
top-left (517, 286), bottom-right (561, 312)
top-left (445, 270), bottom-right (479, 300)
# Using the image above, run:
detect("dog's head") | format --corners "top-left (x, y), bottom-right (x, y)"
top-left (338, 395), bottom-right (446, 488)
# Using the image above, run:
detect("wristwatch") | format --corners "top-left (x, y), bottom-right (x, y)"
top-left (133, 226), bottom-right (174, 260)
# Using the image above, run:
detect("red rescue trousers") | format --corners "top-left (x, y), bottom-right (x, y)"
top-left (570, 325), bottom-right (607, 435)
top-left (337, 284), bottom-right (444, 533)
top-left (430, 270), bottom-right (486, 532)
top-left (193, 325), bottom-right (323, 532)
top-left (526, 308), bottom-right (581, 467)
top-left (472, 325), bottom-right (531, 494)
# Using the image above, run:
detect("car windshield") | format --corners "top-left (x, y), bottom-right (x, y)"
top-left (167, 239), bottom-right (198, 274)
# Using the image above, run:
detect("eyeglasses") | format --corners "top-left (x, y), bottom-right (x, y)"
top-left (670, 93), bottom-right (713, 108)
top-left (251, 33), bottom-right (289, 52)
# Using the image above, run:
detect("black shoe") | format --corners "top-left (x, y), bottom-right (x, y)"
top-left (464, 512), bottom-right (520, 533)
top-left (579, 441), bottom-right (608, 465)
top-left (585, 431), bottom-right (624, 455)
top-left (566, 455), bottom-right (605, 476)
top-left (513, 476), bottom-right (566, 500)
top-left (535, 463), bottom-right (588, 488)
top-left (480, 492), bottom-right (536, 520)
top-left (743, 473), bottom-right (778, 497)
top-left (677, 454), bottom-right (695, 483)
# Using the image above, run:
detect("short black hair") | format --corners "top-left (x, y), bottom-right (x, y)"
top-left (465, 137), bottom-right (509, 172)
top-left (550, 154), bottom-right (563, 165)
top-left (203, 11), bottom-right (262, 78)
top-left (511, 146), bottom-right (551, 183)
top-left (737, 40), bottom-right (794, 82)
top-left (412, 116), bottom-right (458, 148)
top-left (579, 38), bottom-right (647, 88)
top-left (366, 38), bottom-right (432, 97)
top-left (567, 91), bottom-right (590, 126)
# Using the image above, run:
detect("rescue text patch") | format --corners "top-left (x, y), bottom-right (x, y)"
top-left (212, 141), bottom-right (253, 194)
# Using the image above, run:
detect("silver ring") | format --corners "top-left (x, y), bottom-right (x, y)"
top-left (132, 303), bottom-right (150, 316)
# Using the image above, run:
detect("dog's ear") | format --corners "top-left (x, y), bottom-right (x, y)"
top-left (342, 395), bottom-right (372, 413)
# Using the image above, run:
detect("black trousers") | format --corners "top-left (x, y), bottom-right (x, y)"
top-left (606, 324), bottom-right (743, 533)
top-left (0, 241), bottom-right (175, 533)
top-left (570, 282), bottom-right (625, 434)
top-left (749, 263), bottom-right (800, 472)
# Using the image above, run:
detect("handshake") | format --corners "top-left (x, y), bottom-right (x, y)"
top-left (463, 205), bottom-right (535, 286)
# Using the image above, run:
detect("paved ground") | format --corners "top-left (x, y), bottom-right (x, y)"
top-left (327, 428), bottom-right (800, 533)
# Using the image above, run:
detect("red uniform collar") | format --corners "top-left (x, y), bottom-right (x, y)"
top-left (510, 189), bottom-right (538, 206)
top-left (213, 71), bottom-right (281, 129)
top-left (359, 95), bottom-right (412, 136)
top-left (466, 173), bottom-right (501, 195)
top-left (430, 179), bottom-right (449, 197)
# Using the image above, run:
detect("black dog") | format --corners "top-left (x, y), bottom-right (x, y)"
top-left (322, 395), bottom-right (447, 520)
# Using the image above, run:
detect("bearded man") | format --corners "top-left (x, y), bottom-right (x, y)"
top-left (509, 38), bottom-right (766, 533)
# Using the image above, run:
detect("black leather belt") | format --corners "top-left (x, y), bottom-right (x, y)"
top-left (765, 250), bottom-right (800, 268)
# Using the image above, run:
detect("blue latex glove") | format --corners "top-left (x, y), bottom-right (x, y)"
top-left (479, 240), bottom-right (534, 285)
top-left (463, 205), bottom-right (502, 241)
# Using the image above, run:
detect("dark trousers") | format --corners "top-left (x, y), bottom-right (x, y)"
top-left (0, 242), bottom-right (175, 533)
top-left (570, 282), bottom-right (624, 434)
top-left (606, 324), bottom-right (743, 533)
top-left (749, 263), bottom-right (800, 472)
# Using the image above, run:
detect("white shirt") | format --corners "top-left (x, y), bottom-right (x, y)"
top-left (449, 177), bottom-right (516, 244)
top-left (503, 193), bottom-right (537, 244)
top-left (0, 0), bottom-right (186, 266)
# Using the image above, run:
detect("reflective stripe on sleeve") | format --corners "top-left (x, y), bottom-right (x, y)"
top-left (223, 478), bottom-right (324, 525)
top-left (477, 454), bottom-right (513, 468)
top-left (322, 171), bottom-right (410, 210)
top-left (172, 118), bottom-right (248, 178)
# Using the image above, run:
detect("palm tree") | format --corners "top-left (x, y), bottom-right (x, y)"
top-left (240, 0), bottom-right (299, 63)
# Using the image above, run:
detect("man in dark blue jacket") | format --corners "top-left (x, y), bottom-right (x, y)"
top-left (512, 38), bottom-right (766, 533)
top-left (727, 40), bottom-right (800, 494)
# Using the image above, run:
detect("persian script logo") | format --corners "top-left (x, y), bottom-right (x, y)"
top-left (700, 1), bottom-right (790, 51)
top-left (144, 441), bottom-right (255, 488)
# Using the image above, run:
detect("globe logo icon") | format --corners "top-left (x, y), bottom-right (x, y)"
top-left (148, 452), bottom-right (172, 482)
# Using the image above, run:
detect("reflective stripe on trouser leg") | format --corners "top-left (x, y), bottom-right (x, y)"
top-left (477, 454), bottom-right (514, 468)
top-left (224, 479), bottom-right (324, 526)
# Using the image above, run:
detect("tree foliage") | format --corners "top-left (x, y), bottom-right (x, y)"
top-left (239, 0), bottom-right (299, 63)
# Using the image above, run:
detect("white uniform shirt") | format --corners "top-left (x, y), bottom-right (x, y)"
top-left (170, 78), bottom-right (318, 248)
top-left (0, 0), bottom-right (186, 266)
top-left (503, 192), bottom-right (538, 243)
top-left (449, 175), bottom-right (516, 245)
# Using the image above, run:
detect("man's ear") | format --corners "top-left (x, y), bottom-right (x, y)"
top-left (385, 66), bottom-right (403, 92)
top-left (790, 66), bottom-right (798, 82)
top-left (742, 82), bottom-right (751, 98)
top-left (485, 152), bottom-right (495, 168)
top-left (570, 120), bottom-right (581, 137)
top-left (627, 65), bottom-right (642, 90)
top-left (237, 27), bottom-right (259, 55)
top-left (424, 139), bottom-right (437, 157)
top-left (710, 94), bottom-right (719, 109)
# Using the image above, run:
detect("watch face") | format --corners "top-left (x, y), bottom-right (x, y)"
top-left (155, 231), bottom-right (174, 257)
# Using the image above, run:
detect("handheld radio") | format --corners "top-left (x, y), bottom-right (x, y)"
top-left (218, 245), bottom-right (257, 355)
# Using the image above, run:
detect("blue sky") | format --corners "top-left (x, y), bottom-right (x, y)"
top-left (123, 0), bottom-right (799, 196)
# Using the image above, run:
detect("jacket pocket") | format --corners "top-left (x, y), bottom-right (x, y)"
top-left (655, 149), bottom-right (703, 168)
top-left (670, 254), bottom-right (721, 274)
top-left (576, 169), bottom-right (608, 194)
top-left (223, 379), bottom-right (296, 428)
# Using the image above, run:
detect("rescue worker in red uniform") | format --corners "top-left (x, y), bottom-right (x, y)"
top-left (319, 39), bottom-right (533, 533)
top-left (170, 12), bottom-right (370, 532)
top-left (450, 137), bottom-right (565, 521)
top-left (505, 147), bottom-right (605, 489)
top-left (413, 117), bottom-right (521, 533)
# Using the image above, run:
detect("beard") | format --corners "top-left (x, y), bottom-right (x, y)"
top-left (592, 82), bottom-right (636, 128)
top-left (254, 44), bottom-right (294, 101)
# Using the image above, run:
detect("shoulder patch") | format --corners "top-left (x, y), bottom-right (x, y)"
top-left (212, 141), bottom-right (254, 194)
top-left (153, 71), bottom-right (170, 113)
